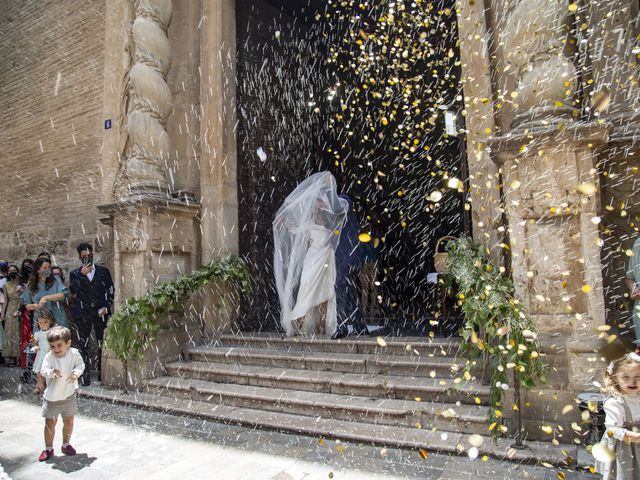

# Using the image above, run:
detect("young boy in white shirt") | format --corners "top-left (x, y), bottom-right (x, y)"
top-left (38, 326), bottom-right (85, 462)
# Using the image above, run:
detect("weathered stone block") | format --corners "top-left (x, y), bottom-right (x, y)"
top-left (542, 353), bottom-right (570, 389)
top-left (568, 351), bottom-right (606, 390)
top-left (193, 279), bottom-right (241, 341)
top-left (0, 246), bottom-right (25, 262)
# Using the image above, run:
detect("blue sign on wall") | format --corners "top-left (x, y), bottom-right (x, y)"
top-left (104, 119), bottom-right (112, 130)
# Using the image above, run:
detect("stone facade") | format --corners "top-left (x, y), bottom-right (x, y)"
top-left (96, 0), bottom-right (239, 386)
top-left (1, 0), bottom-right (639, 442)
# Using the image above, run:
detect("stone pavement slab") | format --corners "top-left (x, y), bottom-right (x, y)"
top-left (0, 398), bottom-right (390, 480)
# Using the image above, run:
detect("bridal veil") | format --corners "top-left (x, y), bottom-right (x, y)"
top-left (273, 172), bottom-right (348, 336)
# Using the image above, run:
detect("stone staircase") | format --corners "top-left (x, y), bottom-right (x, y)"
top-left (82, 333), bottom-right (577, 466)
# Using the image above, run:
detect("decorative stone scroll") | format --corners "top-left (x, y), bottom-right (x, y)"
top-left (499, 0), bottom-right (578, 128)
top-left (122, 0), bottom-right (173, 197)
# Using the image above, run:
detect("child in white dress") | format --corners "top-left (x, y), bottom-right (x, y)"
top-left (32, 310), bottom-right (54, 395)
top-left (595, 352), bottom-right (640, 479)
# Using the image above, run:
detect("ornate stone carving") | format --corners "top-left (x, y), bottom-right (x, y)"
top-left (500, 0), bottom-right (578, 128)
top-left (121, 0), bottom-right (173, 197)
top-left (585, 0), bottom-right (640, 135)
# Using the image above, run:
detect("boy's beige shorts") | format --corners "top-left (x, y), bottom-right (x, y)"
top-left (41, 394), bottom-right (78, 419)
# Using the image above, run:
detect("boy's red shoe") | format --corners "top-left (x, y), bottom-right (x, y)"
top-left (61, 444), bottom-right (76, 456)
top-left (38, 449), bottom-right (54, 461)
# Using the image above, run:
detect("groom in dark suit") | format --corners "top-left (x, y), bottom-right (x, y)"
top-left (70, 242), bottom-right (114, 386)
top-left (333, 194), bottom-right (367, 338)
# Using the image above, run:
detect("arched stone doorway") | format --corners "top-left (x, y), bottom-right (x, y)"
top-left (235, 0), bottom-right (471, 336)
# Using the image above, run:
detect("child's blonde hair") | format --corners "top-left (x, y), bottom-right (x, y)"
top-left (603, 352), bottom-right (640, 395)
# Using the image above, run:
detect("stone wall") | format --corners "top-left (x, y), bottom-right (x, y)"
top-left (0, 0), bottom-right (106, 271)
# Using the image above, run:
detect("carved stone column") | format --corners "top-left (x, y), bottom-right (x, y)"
top-left (120, 0), bottom-right (173, 197)
top-left (98, 0), bottom-right (202, 387)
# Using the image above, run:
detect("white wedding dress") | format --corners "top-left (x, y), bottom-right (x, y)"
top-left (273, 172), bottom-right (348, 337)
top-left (288, 224), bottom-right (338, 335)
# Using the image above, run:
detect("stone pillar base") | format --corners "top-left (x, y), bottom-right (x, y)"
top-left (490, 124), bottom-right (609, 444)
top-left (101, 313), bottom-right (190, 388)
top-left (98, 196), bottom-right (200, 387)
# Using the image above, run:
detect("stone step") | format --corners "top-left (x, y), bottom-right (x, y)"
top-left (218, 333), bottom-right (461, 356)
top-left (79, 386), bottom-right (577, 467)
top-left (165, 361), bottom-right (490, 404)
top-left (145, 376), bottom-right (489, 434)
top-left (186, 346), bottom-right (467, 377)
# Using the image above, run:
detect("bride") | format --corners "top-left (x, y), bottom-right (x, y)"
top-left (273, 172), bottom-right (348, 337)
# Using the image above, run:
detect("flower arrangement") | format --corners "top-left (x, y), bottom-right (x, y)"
top-left (443, 237), bottom-right (546, 434)
top-left (105, 255), bottom-right (249, 365)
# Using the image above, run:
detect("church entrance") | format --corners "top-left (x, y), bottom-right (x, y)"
top-left (236, 0), bottom-right (470, 336)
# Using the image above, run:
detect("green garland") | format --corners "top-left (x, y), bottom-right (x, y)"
top-left (105, 255), bottom-right (249, 364)
top-left (443, 237), bottom-right (546, 434)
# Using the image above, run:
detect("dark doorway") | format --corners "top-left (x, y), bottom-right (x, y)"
top-left (235, 0), bottom-right (328, 332)
top-left (236, 0), bottom-right (470, 335)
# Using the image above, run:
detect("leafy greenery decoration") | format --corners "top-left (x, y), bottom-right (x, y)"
top-left (443, 237), bottom-right (546, 434)
top-left (105, 255), bottom-right (249, 365)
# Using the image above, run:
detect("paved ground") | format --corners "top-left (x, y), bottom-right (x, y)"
top-left (0, 367), bottom-right (599, 480)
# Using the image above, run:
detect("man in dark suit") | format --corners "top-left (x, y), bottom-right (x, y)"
top-left (333, 194), bottom-right (367, 339)
top-left (70, 242), bottom-right (114, 386)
